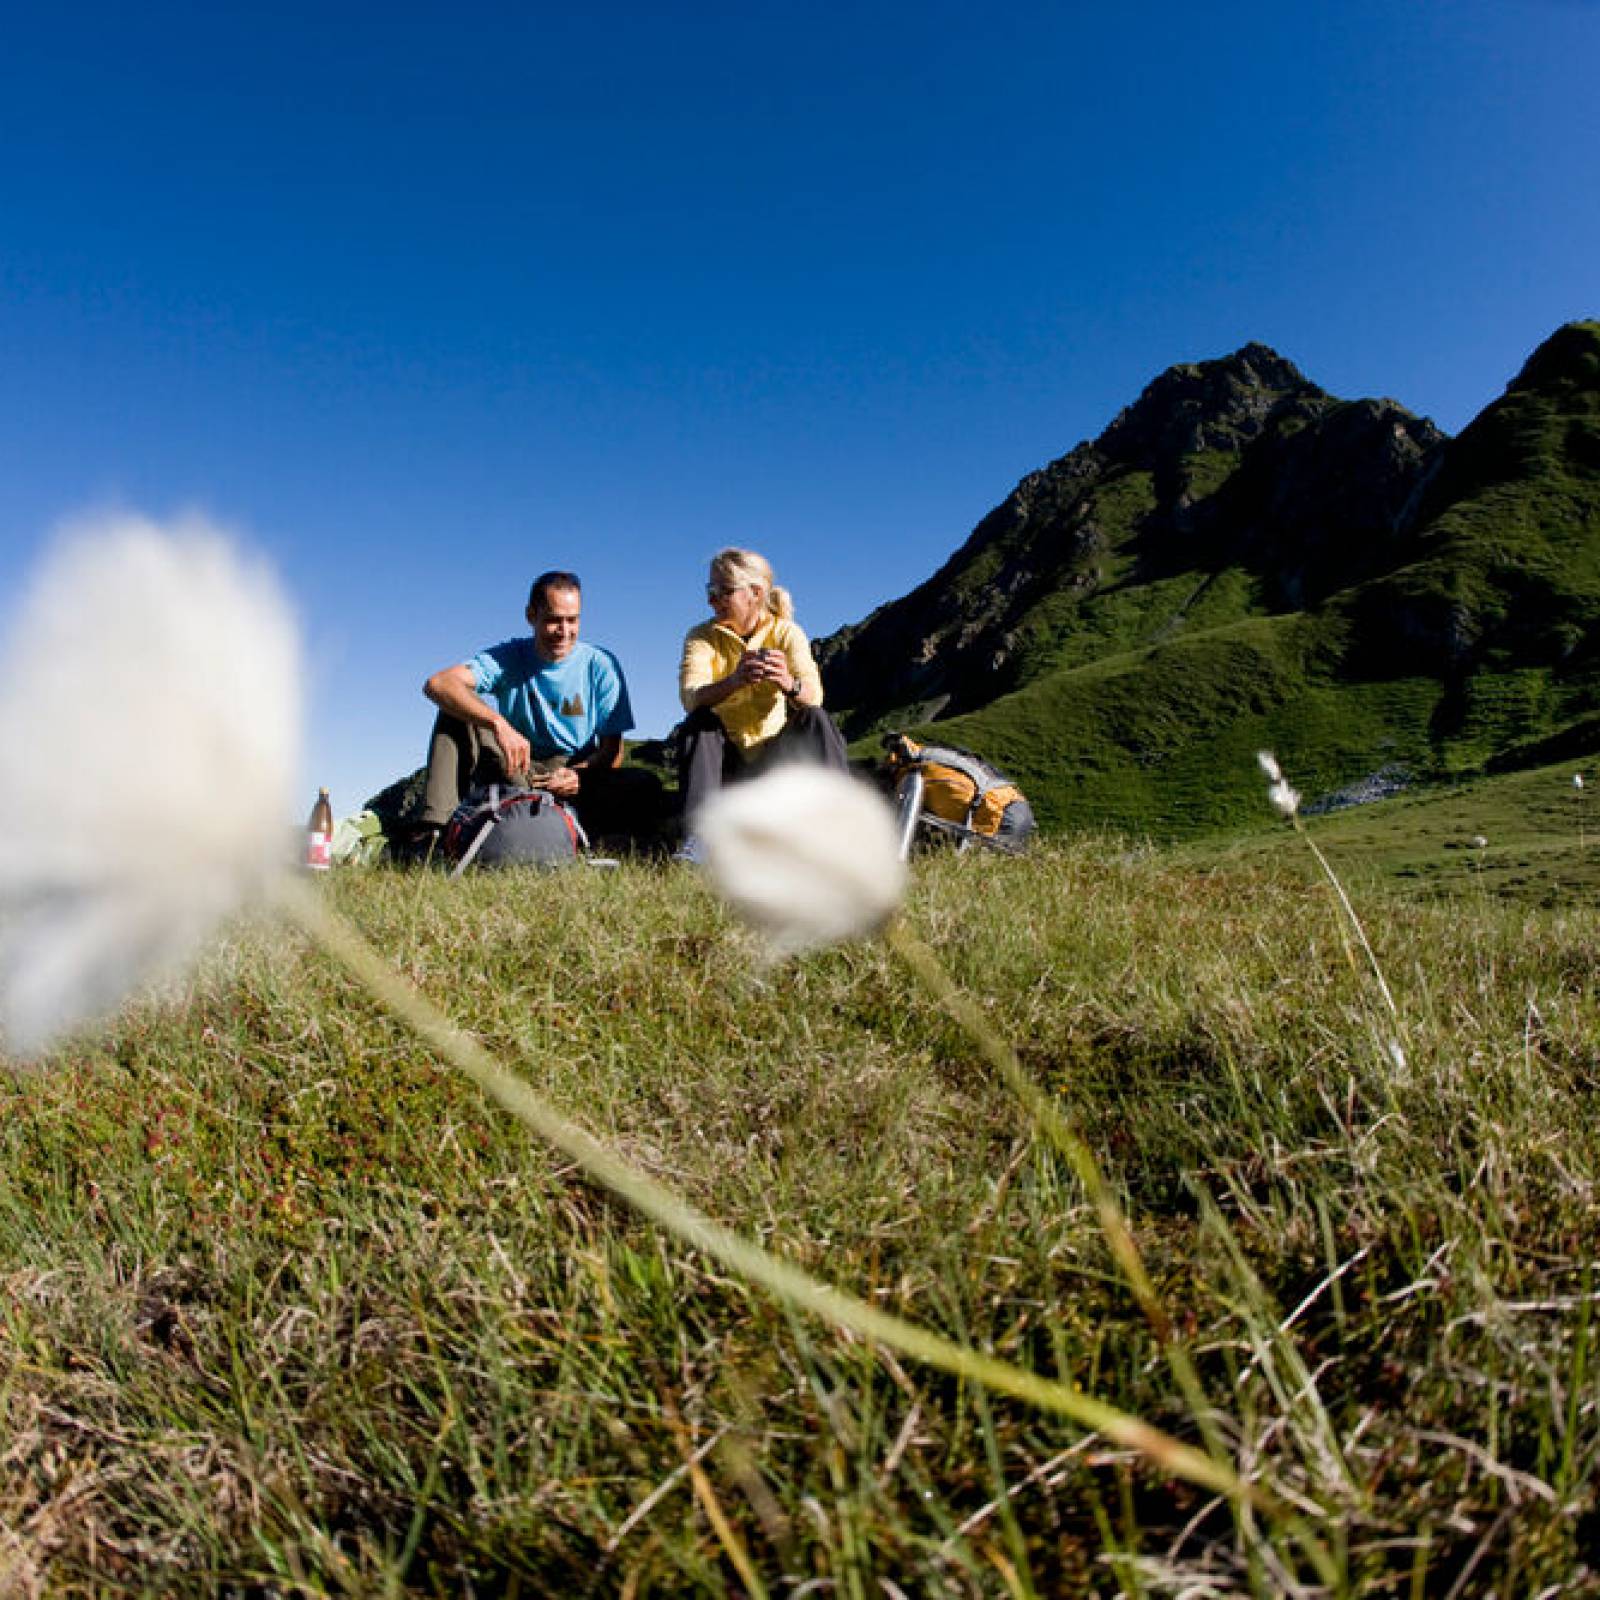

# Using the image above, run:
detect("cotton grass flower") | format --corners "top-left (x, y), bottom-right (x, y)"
top-left (698, 766), bottom-right (906, 953)
top-left (0, 513), bottom-right (301, 1056)
top-left (1256, 749), bottom-right (1300, 819)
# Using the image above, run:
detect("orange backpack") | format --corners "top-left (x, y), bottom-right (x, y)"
top-left (882, 735), bottom-right (1033, 843)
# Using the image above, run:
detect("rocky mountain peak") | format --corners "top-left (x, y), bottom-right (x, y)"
top-left (814, 337), bottom-right (1454, 739)
top-left (1096, 342), bottom-right (1328, 467)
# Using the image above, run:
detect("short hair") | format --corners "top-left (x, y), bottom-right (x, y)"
top-left (528, 570), bottom-right (582, 614)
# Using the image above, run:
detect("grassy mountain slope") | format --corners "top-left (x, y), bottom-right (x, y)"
top-left (824, 322), bottom-right (1600, 838)
top-left (1346, 322), bottom-right (1600, 733)
top-left (911, 609), bottom-right (1443, 835)
top-left (1210, 750), bottom-right (1600, 906)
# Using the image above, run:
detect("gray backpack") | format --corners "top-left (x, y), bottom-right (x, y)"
top-left (443, 784), bottom-right (586, 874)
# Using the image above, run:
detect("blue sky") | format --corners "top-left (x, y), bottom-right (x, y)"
top-left (2, 0), bottom-right (1596, 816)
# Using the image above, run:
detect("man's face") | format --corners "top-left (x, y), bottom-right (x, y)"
top-left (529, 586), bottom-right (581, 663)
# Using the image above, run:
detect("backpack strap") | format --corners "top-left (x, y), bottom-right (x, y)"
top-left (564, 803), bottom-right (591, 853)
top-left (449, 783), bottom-right (504, 879)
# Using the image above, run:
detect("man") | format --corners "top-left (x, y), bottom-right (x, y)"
top-left (409, 571), bottom-right (661, 856)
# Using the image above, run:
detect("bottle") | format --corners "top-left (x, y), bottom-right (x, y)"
top-left (306, 788), bottom-right (334, 872)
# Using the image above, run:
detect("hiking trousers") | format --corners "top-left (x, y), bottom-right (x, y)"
top-left (419, 714), bottom-right (664, 848)
top-left (676, 702), bottom-right (851, 823)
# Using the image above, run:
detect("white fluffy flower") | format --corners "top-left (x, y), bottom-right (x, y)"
top-left (698, 766), bottom-right (907, 953)
top-left (1256, 750), bottom-right (1300, 819)
top-left (0, 513), bottom-right (302, 1056)
top-left (1575, 773), bottom-right (1585, 791)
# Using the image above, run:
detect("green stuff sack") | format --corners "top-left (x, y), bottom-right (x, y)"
top-left (331, 809), bottom-right (388, 867)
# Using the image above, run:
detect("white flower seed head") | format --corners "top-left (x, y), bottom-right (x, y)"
top-left (1257, 752), bottom-right (1299, 818)
top-left (1574, 773), bottom-right (1585, 791)
top-left (699, 766), bottom-right (907, 954)
top-left (0, 513), bottom-right (303, 1056)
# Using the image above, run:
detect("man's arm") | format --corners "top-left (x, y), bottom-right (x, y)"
top-left (573, 735), bottom-right (624, 771)
top-left (572, 653), bottom-right (631, 782)
top-left (545, 733), bottom-right (622, 800)
top-left (424, 663), bottom-right (532, 778)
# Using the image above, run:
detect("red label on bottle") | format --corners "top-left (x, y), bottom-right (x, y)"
top-left (307, 830), bottom-right (333, 870)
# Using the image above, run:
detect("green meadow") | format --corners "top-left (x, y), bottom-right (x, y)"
top-left (3, 782), bottom-right (1598, 1594)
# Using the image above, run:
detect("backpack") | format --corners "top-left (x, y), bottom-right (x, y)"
top-left (882, 734), bottom-right (1035, 850)
top-left (443, 784), bottom-right (586, 875)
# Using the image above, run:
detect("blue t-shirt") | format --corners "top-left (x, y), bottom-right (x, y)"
top-left (468, 638), bottom-right (634, 759)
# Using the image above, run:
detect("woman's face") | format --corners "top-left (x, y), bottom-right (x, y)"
top-left (708, 572), bottom-right (766, 637)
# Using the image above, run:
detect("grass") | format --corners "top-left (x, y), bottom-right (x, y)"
top-left (4, 826), bottom-right (1599, 1594)
top-left (1212, 754), bottom-right (1600, 905)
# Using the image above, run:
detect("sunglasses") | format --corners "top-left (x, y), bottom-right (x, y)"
top-left (707, 583), bottom-right (747, 601)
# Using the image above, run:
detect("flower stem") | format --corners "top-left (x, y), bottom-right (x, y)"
top-left (275, 876), bottom-right (1255, 1508)
top-left (1294, 821), bottom-right (1400, 1025)
top-left (887, 921), bottom-right (1231, 1467)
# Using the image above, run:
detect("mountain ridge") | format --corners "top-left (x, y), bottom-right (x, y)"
top-left (817, 321), bottom-right (1600, 835)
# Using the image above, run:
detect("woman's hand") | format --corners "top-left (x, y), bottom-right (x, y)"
top-left (735, 648), bottom-right (782, 686)
top-left (694, 649), bottom-right (797, 711)
top-left (741, 648), bottom-right (798, 696)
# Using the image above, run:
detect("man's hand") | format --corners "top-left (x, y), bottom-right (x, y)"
top-left (495, 716), bottom-right (532, 779)
top-left (542, 766), bottom-right (580, 799)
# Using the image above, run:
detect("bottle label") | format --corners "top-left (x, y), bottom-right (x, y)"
top-left (307, 830), bottom-right (333, 870)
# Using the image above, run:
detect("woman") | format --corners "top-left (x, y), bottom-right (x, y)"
top-left (675, 548), bottom-right (850, 840)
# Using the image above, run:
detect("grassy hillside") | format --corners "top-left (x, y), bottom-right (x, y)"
top-left (818, 342), bottom-right (1442, 743)
top-left (4, 845), bottom-right (1598, 1593)
top-left (872, 610), bottom-right (1447, 838)
top-left (1212, 751), bottom-right (1600, 905)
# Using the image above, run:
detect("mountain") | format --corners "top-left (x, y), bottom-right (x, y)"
top-left (816, 322), bottom-right (1600, 836)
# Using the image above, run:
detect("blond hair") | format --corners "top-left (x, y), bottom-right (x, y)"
top-left (710, 547), bottom-right (794, 621)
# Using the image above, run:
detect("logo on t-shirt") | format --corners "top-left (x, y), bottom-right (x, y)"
top-left (561, 694), bottom-right (584, 717)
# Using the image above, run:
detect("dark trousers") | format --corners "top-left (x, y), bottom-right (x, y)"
top-left (419, 714), bottom-right (664, 848)
top-left (676, 703), bottom-right (851, 825)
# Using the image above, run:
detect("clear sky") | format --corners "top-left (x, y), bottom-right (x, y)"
top-left (2, 0), bottom-right (1596, 816)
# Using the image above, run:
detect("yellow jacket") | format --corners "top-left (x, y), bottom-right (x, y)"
top-left (678, 616), bottom-right (824, 750)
